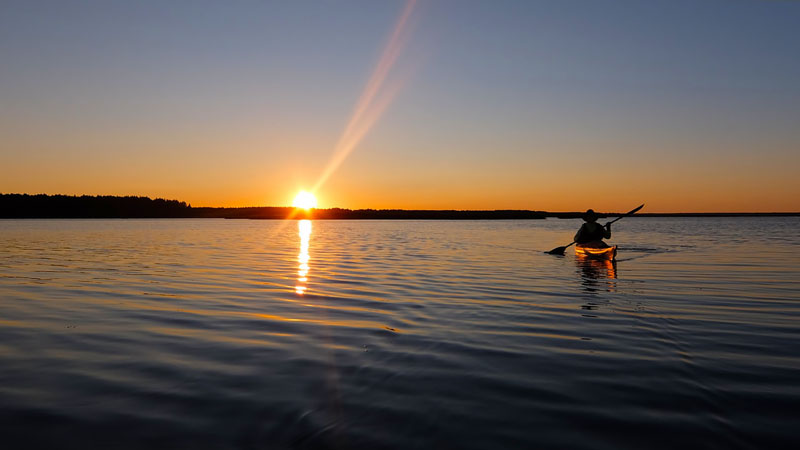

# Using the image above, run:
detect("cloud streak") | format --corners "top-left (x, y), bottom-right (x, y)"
top-left (313, 0), bottom-right (417, 194)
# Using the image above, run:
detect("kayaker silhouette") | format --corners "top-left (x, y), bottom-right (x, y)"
top-left (545, 204), bottom-right (642, 256)
top-left (574, 209), bottom-right (611, 246)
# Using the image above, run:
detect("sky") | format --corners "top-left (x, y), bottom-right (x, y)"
top-left (1, 0), bottom-right (799, 212)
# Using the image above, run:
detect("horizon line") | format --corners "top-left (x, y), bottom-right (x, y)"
top-left (2, 192), bottom-right (799, 216)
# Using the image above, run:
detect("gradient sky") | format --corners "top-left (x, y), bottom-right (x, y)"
top-left (1, 0), bottom-right (799, 212)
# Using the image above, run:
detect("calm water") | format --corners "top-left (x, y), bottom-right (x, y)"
top-left (1, 218), bottom-right (798, 449)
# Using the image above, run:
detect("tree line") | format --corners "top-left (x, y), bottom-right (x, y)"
top-left (0, 194), bottom-right (192, 218)
top-left (6, 193), bottom-right (789, 219)
top-left (0, 194), bottom-right (548, 219)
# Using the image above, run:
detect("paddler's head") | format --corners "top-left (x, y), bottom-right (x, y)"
top-left (582, 209), bottom-right (598, 223)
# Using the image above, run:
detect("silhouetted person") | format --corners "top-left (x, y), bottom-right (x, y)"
top-left (574, 209), bottom-right (611, 246)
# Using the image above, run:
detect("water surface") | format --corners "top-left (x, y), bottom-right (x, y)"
top-left (1, 218), bottom-right (798, 449)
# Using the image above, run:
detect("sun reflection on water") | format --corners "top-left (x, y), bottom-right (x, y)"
top-left (296, 220), bottom-right (312, 295)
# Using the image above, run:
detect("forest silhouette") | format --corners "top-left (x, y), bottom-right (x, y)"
top-left (0, 194), bottom-right (548, 219)
top-left (1, 194), bottom-right (795, 219)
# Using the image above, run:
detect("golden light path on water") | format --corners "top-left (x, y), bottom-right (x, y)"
top-left (295, 219), bottom-right (312, 295)
top-left (281, 0), bottom-right (416, 289)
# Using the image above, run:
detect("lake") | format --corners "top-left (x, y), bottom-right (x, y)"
top-left (1, 218), bottom-right (798, 449)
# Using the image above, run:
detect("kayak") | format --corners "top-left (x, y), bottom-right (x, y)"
top-left (575, 243), bottom-right (617, 260)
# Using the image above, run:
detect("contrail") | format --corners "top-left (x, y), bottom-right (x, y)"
top-left (312, 0), bottom-right (417, 194)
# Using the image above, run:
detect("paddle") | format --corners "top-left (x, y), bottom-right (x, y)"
top-left (546, 204), bottom-right (644, 255)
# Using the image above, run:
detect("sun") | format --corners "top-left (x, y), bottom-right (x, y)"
top-left (292, 191), bottom-right (318, 210)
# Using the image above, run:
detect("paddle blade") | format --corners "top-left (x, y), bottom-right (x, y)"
top-left (605, 203), bottom-right (645, 226)
top-left (627, 204), bottom-right (644, 215)
top-left (546, 246), bottom-right (567, 255)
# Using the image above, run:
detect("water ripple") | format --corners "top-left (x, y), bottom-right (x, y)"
top-left (0, 218), bottom-right (798, 449)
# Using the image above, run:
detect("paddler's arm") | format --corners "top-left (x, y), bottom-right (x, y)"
top-left (603, 223), bottom-right (611, 239)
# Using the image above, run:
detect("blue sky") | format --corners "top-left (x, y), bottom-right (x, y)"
top-left (1, 0), bottom-right (798, 211)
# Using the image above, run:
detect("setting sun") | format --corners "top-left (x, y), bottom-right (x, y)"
top-left (292, 191), bottom-right (318, 210)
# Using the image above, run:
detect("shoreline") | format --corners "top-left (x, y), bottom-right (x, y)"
top-left (1, 194), bottom-right (797, 219)
top-left (1, 211), bottom-right (798, 220)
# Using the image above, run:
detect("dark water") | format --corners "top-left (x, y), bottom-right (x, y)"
top-left (1, 218), bottom-right (798, 449)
